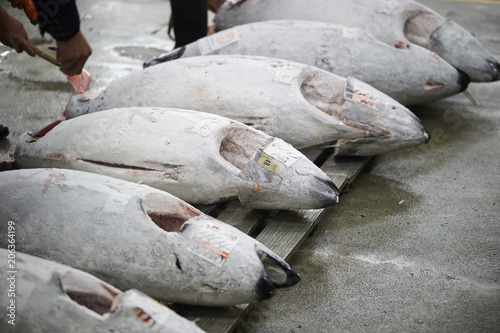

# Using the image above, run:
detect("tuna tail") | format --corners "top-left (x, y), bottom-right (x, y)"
top-left (143, 46), bottom-right (186, 68)
top-left (428, 20), bottom-right (500, 82)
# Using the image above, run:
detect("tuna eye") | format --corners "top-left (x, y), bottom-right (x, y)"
top-left (65, 290), bottom-right (113, 315)
top-left (148, 212), bottom-right (188, 232)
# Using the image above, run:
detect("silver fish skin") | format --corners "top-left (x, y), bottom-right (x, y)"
top-left (0, 249), bottom-right (205, 333)
top-left (0, 168), bottom-right (300, 306)
top-left (67, 55), bottom-right (429, 156)
top-left (214, 0), bottom-right (500, 82)
top-left (13, 108), bottom-right (338, 209)
top-left (144, 20), bottom-right (468, 106)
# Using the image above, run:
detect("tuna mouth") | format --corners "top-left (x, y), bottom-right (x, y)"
top-left (457, 70), bottom-right (471, 92)
top-left (256, 246), bottom-right (301, 289)
top-left (255, 248), bottom-right (301, 301)
top-left (489, 60), bottom-right (500, 81)
top-left (311, 176), bottom-right (340, 205)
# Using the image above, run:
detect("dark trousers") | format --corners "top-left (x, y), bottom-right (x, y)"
top-left (170, 0), bottom-right (208, 48)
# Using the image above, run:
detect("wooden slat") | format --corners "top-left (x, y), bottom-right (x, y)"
top-left (215, 201), bottom-right (269, 234)
top-left (256, 208), bottom-right (324, 260)
top-left (323, 156), bottom-right (371, 191)
top-left (175, 152), bottom-right (370, 333)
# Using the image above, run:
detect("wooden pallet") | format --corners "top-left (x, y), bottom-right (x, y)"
top-left (171, 146), bottom-right (371, 333)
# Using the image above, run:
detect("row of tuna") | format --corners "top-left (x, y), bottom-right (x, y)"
top-left (2, 0), bottom-right (499, 331)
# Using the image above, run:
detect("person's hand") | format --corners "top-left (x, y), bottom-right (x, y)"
top-left (207, 0), bottom-right (225, 13)
top-left (56, 30), bottom-right (92, 76)
top-left (7, 0), bottom-right (23, 9)
top-left (0, 7), bottom-right (35, 56)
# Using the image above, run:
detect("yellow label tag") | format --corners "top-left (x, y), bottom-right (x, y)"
top-left (258, 152), bottom-right (285, 173)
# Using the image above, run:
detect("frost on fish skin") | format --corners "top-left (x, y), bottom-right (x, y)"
top-left (0, 168), bottom-right (300, 306)
top-left (65, 55), bottom-right (429, 156)
top-left (0, 249), bottom-right (205, 333)
top-left (15, 107), bottom-right (338, 209)
top-left (214, 0), bottom-right (498, 82)
top-left (144, 21), bottom-right (467, 105)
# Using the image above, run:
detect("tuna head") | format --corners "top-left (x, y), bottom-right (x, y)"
top-left (427, 20), bottom-right (500, 82)
top-left (334, 78), bottom-right (430, 156)
top-left (301, 72), bottom-right (430, 156)
top-left (405, 13), bottom-right (500, 82)
top-left (235, 137), bottom-right (339, 210)
top-left (143, 209), bottom-right (301, 305)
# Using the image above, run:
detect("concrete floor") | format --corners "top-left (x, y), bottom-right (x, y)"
top-left (0, 1), bottom-right (499, 332)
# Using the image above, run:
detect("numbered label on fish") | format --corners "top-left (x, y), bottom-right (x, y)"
top-left (189, 223), bottom-right (239, 267)
top-left (198, 28), bottom-right (240, 55)
top-left (351, 81), bottom-right (380, 111)
top-left (191, 119), bottom-right (222, 137)
top-left (258, 140), bottom-right (301, 173)
top-left (127, 291), bottom-right (168, 328)
top-left (273, 65), bottom-right (302, 85)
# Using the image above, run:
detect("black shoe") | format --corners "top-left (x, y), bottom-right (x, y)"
top-left (0, 124), bottom-right (9, 140)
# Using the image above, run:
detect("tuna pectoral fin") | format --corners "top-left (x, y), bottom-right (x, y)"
top-left (59, 271), bottom-right (121, 315)
top-left (27, 120), bottom-right (63, 140)
top-left (256, 246), bottom-right (300, 289)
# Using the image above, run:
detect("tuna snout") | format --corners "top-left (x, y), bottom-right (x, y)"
top-left (254, 246), bottom-right (301, 300)
top-left (489, 60), bottom-right (500, 81)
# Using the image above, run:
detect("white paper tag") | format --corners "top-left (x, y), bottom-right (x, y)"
top-left (351, 80), bottom-right (380, 111)
top-left (198, 28), bottom-right (240, 55)
top-left (263, 140), bottom-right (301, 168)
top-left (273, 65), bottom-right (301, 85)
top-left (191, 119), bottom-right (221, 137)
top-left (189, 224), bottom-right (239, 267)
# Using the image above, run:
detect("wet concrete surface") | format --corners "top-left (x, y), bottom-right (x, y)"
top-left (0, 0), bottom-right (499, 332)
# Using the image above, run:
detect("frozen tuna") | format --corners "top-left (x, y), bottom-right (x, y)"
top-left (14, 108), bottom-right (339, 209)
top-left (214, 0), bottom-right (500, 82)
top-left (0, 168), bottom-right (300, 306)
top-left (67, 55), bottom-right (429, 155)
top-left (0, 249), bottom-right (204, 332)
top-left (144, 20), bottom-right (468, 105)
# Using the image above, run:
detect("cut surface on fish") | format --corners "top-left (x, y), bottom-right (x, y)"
top-left (143, 21), bottom-right (468, 105)
top-left (214, 0), bottom-right (499, 82)
top-left (14, 108), bottom-right (339, 209)
top-left (0, 249), bottom-right (205, 332)
top-left (66, 55), bottom-right (429, 156)
top-left (0, 168), bottom-right (300, 306)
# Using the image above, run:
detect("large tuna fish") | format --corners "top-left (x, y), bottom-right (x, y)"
top-left (67, 55), bottom-right (429, 155)
top-left (0, 249), bottom-right (205, 332)
top-left (13, 107), bottom-right (339, 209)
top-left (214, 0), bottom-right (500, 82)
top-left (144, 20), bottom-right (468, 105)
top-left (0, 168), bottom-right (300, 306)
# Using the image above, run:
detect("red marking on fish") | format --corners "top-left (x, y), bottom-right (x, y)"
top-left (42, 171), bottom-right (66, 194)
top-left (128, 109), bottom-right (158, 124)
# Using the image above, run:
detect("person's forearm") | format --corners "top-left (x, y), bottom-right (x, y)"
top-left (0, 6), bottom-right (35, 55)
